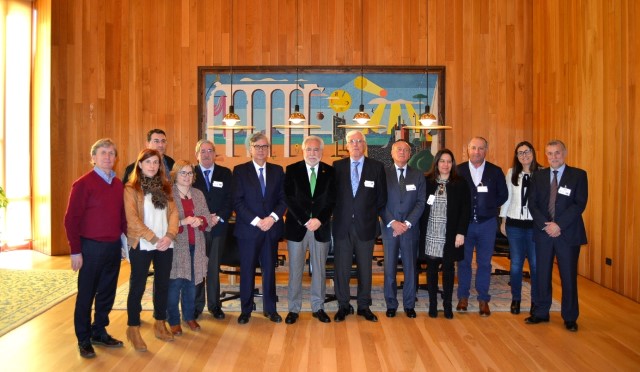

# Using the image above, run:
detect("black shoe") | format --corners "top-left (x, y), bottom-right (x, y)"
top-left (356, 308), bottom-right (378, 322)
top-left (194, 311), bottom-right (202, 320)
top-left (405, 308), bottom-right (417, 318)
top-left (565, 321), bottom-right (578, 332)
top-left (334, 307), bottom-right (351, 322)
top-left (443, 306), bottom-right (454, 319)
top-left (385, 308), bottom-right (397, 318)
top-left (312, 309), bottom-right (331, 323)
top-left (209, 306), bottom-right (225, 320)
top-left (263, 311), bottom-right (282, 323)
top-left (285, 312), bottom-right (299, 324)
top-left (510, 300), bottom-right (521, 315)
top-left (237, 312), bottom-right (251, 324)
top-left (78, 341), bottom-right (96, 358)
top-left (525, 315), bottom-right (550, 324)
top-left (90, 334), bottom-right (123, 348)
top-left (428, 303), bottom-right (438, 318)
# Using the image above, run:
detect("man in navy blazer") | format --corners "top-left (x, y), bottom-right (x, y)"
top-left (332, 130), bottom-right (387, 322)
top-left (456, 137), bottom-right (508, 316)
top-left (232, 133), bottom-right (287, 324)
top-left (525, 140), bottom-right (588, 332)
top-left (283, 136), bottom-right (336, 324)
top-left (380, 140), bottom-right (426, 319)
top-left (192, 140), bottom-right (233, 320)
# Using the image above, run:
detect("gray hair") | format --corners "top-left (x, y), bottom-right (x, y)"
top-left (195, 139), bottom-right (215, 154)
top-left (546, 139), bottom-right (567, 151)
top-left (246, 132), bottom-right (269, 150)
top-left (302, 135), bottom-right (325, 150)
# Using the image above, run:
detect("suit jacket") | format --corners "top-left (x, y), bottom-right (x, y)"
top-left (232, 161), bottom-right (287, 241)
top-left (284, 161), bottom-right (336, 243)
top-left (457, 160), bottom-right (508, 221)
top-left (528, 165), bottom-right (588, 246)
top-left (380, 164), bottom-right (426, 241)
top-left (418, 176), bottom-right (471, 263)
top-left (332, 156), bottom-right (387, 241)
top-left (193, 163), bottom-right (233, 237)
top-left (123, 154), bottom-right (175, 184)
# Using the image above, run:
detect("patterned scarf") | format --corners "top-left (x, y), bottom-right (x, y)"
top-left (141, 175), bottom-right (168, 209)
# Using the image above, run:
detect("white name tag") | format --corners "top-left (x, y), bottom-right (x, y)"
top-left (558, 186), bottom-right (571, 196)
top-left (364, 180), bottom-right (375, 188)
top-left (427, 194), bottom-right (436, 205)
top-left (406, 184), bottom-right (416, 191)
top-left (212, 181), bottom-right (223, 188)
top-left (477, 185), bottom-right (488, 193)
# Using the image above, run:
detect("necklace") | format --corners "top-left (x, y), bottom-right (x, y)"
top-left (177, 186), bottom-right (191, 199)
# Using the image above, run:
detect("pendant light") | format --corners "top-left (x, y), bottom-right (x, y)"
top-left (353, 0), bottom-right (370, 125)
top-left (223, 0), bottom-right (240, 126)
top-left (288, 0), bottom-right (306, 124)
top-left (419, 1), bottom-right (437, 126)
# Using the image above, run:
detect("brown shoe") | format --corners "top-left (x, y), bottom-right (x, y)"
top-left (479, 300), bottom-right (491, 317)
top-left (456, 298), bottom-right (468, 312)
top-left (126, 326), bottom-right (147, 352)
top-left (186, 320), bottom-right (201, 331)
top-left (170, 324), bottom-right (183, 336)
top-left (154, 320), bottom-right (175, 342)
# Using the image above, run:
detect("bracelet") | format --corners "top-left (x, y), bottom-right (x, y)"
top-left (270, 215), bottom-right (277, 222)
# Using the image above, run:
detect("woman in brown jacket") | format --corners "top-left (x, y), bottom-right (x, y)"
top-left (124, 149), bottom-right (178, 351)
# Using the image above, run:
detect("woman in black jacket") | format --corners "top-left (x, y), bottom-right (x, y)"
top-left (419, 149), bottom-right (471, 318)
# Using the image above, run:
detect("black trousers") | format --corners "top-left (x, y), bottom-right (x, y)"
top-left (425, 256), bottom-right (455, 305)
top-left (194, 230), bottom-right (225, 316)
top-left (127, 245), bottom-right (173, 325)
top-left (74, 238), bottom-right (121, 343)
top-left (333, 224), bottom-right (375, 309)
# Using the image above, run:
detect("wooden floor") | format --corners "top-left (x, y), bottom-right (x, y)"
top-left (1, 250), bottom-right (639, 372)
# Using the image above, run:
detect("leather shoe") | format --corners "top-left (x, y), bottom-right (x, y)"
top-left (334, 307), bottom-right (351, 322)
top-left (312, 309), bottom-right (331, 323)
top-left (90, 334), bottom-right (123, 348)
top-left (285, 312), bottom-right (299, 324)
top-left (357, 308), bottom-right (378, 322)
top-left (237, 312), bottom-right (251, 324)
top-left (385, 308), bottom-right (397, 318)
top-left (264, 311), bottom-right (282, 323)
top-left (565, 321), bottom-right (578, 332)
top-left (186, 320), bottom-right (201, 331)
top-left (209, 306), bottom-right (225, 320)
top-left (78, 341), bottom-right (96, 358)
top-left (456, 298), bottom-right (468, 312)
top-left (479, 300), bottom-right (491, 317)
top-left (510, 300), bottom-right (521, 315)
top-left (405, 308), bottom-right (417, 318)
top-left (170, 325), bottom-right (183, 336)
top-left (525, 315), bottom-right (550, 324)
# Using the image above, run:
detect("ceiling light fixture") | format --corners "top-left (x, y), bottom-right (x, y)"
top-left (288, 0), bottom-right (306, 124)
top-left (353, 0), bottom-right (370, 125)
top-left (223, 0), bottom-right (240, 126)
top-left (419, 1), bottom-right (437, 127)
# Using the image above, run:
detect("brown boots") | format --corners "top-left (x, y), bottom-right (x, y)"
top-left (126, 326), bottom-right (147, 352)
top-left (153, 320), bottom-right (175, 342)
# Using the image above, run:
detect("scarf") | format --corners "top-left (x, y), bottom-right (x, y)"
top-left (141, 175), bottom-right (168, 209)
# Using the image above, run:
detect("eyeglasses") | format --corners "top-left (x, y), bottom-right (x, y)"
top-left (178, 171), bottom-right (194, 177)
top-left (200, 149), bottom-right (215, 154)
top-left (252, 144), bottom-right (270, 151)
top-left (517, 149), bottom-right (532, 157)
top-left (348, 139), bottom-right (364, 145)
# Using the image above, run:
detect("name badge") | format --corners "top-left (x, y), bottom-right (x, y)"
top-left (212, 181), bottom-right (223, 188)
top-left (364, 180), bottom-right (375, 188)
top-left (477, 185), bottom-right (488, 193)
top-left (558, 186), bottom-right (571, 196)
top-left (406, 184), bottom-right (416, 191)
top-left (427, 194), bottom-right (436, 205)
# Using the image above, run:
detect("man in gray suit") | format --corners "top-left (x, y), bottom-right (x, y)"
top-left (380, 140), bottom-right (426, 318)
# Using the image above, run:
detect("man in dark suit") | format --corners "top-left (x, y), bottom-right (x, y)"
top-left (332, 130), bottom-right (387, 322)
top-left (122, 129), bottom-right (175, 183)
top-left (456, 137), bottom-right (508, 316)
top-left (380, 140), bottom-right (426, 319)
top-left (525, 140), bottom-right (588, 332)
top-left (232, 133), bottom-right (287, 324)
top-left (192, 139), bottom-right (233, 320)
top-left (283, 135), bottom-right (336, 324)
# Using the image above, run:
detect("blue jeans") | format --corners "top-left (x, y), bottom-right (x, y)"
top-left (167, 245), bottom-right (196, 325)
top-left (457, 218), bottom-right (496, 302)
top-left (506, 225), bottom-right (537, 302)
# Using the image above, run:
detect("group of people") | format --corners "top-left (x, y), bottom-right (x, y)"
top-left (64, 128), bottom-right (588, 359)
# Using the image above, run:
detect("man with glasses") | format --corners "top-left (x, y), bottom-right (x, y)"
top-left (232, 133), bottom-right (286, 324)
top-left (122, 129), bottom-right (175, 183)
top-left (192, 140), bottom-right (233, 320)
top-left (332, 130), bottom-right (387, 322)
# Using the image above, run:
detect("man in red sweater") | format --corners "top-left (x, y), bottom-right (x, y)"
top-left (64, 138), bottom-right (127, 358)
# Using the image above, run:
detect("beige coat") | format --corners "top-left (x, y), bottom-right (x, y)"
top-left (124, 185), bottom-right (179, 249)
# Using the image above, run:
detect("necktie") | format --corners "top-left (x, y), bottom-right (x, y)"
top-left (259, 167), bottom-right (266, 196)
top-left (203, 169), bottom-right (211, 191)
top-left (399, 168), bottom-right (406, 191)
top-left (548, 170), bottom-right (558, 220)
top-left (310, 167), bottom-right (317, 196)
top-left (351, 161), bottom-right (360, 197)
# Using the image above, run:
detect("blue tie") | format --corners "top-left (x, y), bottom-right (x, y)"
top-left (351, 161), bottom-right (360, 197)
top-left (203, 169), bottom-right (211, 191)
top-left (259, 168), bottom-right (266, 196)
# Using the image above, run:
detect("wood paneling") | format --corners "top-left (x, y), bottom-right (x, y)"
top-left (42, 0), bottom-right (639, 300)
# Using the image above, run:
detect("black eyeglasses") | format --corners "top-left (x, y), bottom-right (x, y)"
top-left (252, 144), bottom-right (270, 150)
top-left (517, 149), bottom-right (532, 157)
